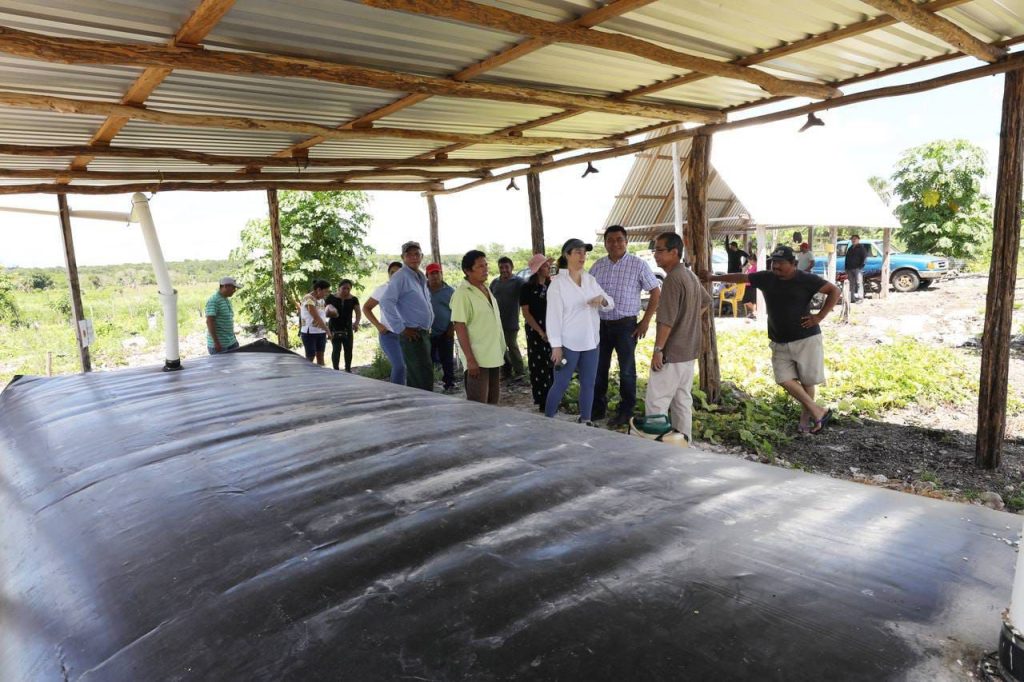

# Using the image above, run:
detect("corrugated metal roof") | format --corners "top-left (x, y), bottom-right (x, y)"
top-left (0, 0), bottom-right (1019, 192)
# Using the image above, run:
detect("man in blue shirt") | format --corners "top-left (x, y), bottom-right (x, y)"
top-left (427, 262), bottom-right (456, 393)
top-left (380, 241), bottom-right (435, 391)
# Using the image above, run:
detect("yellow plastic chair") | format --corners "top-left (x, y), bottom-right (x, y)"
top-left (717, 283), bottom-right (746, 317)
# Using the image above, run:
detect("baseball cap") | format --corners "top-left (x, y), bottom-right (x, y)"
top-left (401, 240), bottom-right (422, 254)
top-left (560, 238), bottom-right (593, 255)
top-left (425, 262), bottom-right (442, 274)
top-left (768, 245), bottom-right (796, 262)
top-left (219, 276), bottom-right (241, 288)
top-left (527, 253), bottom-right (553, 274)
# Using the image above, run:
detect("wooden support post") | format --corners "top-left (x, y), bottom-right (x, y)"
top-left (56, 194), bottom-right (91, 372)
top-left (672, 141), bottom-right (685, 243)
top-left (976, 69), bottom-right (1024, 469)
top-left (526, 171), bottom-right (545, 254)
top-left (827, 226), bottom-right (839, 283)
top-left (427, 194), bottom-right (441, 263)
top-left (684, 134), bottom-right (720, 404)
top-left (880, 227), bottom-right (892, 300)
top-left (266, 189), bottom-right (289, 348)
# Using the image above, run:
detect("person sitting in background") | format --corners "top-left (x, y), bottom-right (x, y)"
top-left (796, 242), bottom-right (815, 273)
top-left (490, 256), bottom-right (525, 382)
top-left (544, 238), bottom-right (614, 426)
top-left (451, 250), bottom-right (506, 405)
top-left (520, 254), bottom-right (554, 411)
top-left (325, 279), bottom-right (360, 372)
top-left (363, 262), bottom-right (405, 385)
top-left (299, 280), bottom-right (331, 365)
top-left (426, 262), bottom-right (457, 393)
top-left (206, 276), bottom-right (241, 355)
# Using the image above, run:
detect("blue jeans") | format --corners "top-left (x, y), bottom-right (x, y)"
top-left (545, 347), bottom-right (599, 421)
top-left (430, 332), bottom-right (456, 389)
top-left (378, 331), bottom-right (406, 385)
top-left (207, 341), bottom-right (239, 355)
top-left (594, 317), bottom-right (637, 418)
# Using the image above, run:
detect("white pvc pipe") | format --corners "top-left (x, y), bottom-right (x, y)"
top-left (130, 193), bottom-right (180, 369)
top-left (1010, 532), bottom-right (1024, 630)
top-left (0, 205), bottom-right (131, 222)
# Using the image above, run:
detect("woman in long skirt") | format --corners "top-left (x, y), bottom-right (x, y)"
top-left (519, 254), bottom-right (554, 410)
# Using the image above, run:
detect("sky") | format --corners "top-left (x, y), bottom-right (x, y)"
top-left (0, 57), bottom-right (1004, 268)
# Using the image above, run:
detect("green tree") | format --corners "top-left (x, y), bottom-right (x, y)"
top-left (230, 190), bottom-right (375, 333)
top-left (890, 140), bottom-right (992, 260)
top-left (867, 175), bottom-right (892, 207)
top-left (0, 270), bottom-right (20, 324)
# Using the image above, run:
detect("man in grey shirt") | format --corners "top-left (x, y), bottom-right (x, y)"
top-left (489, 256), bottom-right (525, 380)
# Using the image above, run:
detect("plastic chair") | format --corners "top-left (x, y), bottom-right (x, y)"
top-left (717, 283), bottom-right (746, 317)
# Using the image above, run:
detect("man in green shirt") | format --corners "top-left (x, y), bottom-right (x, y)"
top-left (451, 250), bottom-right (506, 404)
top-left (206, 277), bottom-right (241, 354)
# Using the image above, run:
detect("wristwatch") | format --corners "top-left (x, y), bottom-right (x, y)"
top-left (653, 346), bottom-right (663, 353)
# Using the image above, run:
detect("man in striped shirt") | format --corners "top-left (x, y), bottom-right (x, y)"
top-left (589, 225), bottom-right (661, 428)
top-left (206, 276), bottom-right (240, 354)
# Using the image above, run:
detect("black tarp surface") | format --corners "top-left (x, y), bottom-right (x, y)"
top-left (0, 348), bottom-right (1016, 680)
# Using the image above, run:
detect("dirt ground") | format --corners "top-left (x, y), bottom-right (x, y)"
top-left (499, 274), bottom-right (1024, 512)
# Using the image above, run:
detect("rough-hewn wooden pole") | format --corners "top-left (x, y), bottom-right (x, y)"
top-left (266, 189), bottom-right (289, 348)
top-left (827, 226), bottom-right (839, 282)
top-left (880, 227), bottom-right (891, 299)
top-left (56, 194), bottom-right (91, 372)
top-left (427, 194), bottom-right (441, 264)
top-left (976, 69), bottom-right (1024, 469)
top-left (685, 134), bottom-right (720, 403)
top-left (526, 171), bottom-right (545, 254)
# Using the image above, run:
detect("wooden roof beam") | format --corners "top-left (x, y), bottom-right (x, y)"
top-left (70, 0), bottom-right (237, 171)
top-left (0, 181), bottom-right (441, 196)
top-left (0, 168), bottom-right (487, 181)
top-left (271, 0), bottom-right (656, 161)
top-left (859, 0), bottom-right (1006, 62)
top-left (362, 0), bottom-right (841, 100)
top-left (0, 90), bottom-right (625, 150)
top-left (0, 143), bottom-right (541, 169)
top-left (0, 25), bottom-right (722, 124)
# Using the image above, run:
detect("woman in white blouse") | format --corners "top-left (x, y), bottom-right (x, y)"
top-left (544, 238), bottom-right (614, 424)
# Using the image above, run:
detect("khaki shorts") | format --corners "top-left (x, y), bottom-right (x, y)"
top-left (770, 335), bottom-right (825, 386)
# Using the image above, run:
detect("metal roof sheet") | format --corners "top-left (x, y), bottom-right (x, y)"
top-left (0, 0), bottom-right (1019, 193)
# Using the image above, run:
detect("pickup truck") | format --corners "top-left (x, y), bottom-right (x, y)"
top-left (810, 240), bottom-right (949, 293)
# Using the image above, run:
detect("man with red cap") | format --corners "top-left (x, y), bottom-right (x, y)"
top-left (427, 262), bottom-right (456, 393)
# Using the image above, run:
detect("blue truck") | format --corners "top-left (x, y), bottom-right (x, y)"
top-left (811, 239), bottom-right (950, 293)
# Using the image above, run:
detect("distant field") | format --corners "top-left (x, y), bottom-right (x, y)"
top-left (0, 261), bottom-right (395, 386)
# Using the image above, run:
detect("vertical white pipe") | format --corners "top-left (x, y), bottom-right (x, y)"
top-left (672, 141), bottom-right (684, 238)
top-left (130, 193), bottom-right (181, 370)
top-left (756, 223), bottom-right (767, 327)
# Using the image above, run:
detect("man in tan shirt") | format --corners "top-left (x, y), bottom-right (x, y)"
top-left (645, 231), bottom-right (712, 442)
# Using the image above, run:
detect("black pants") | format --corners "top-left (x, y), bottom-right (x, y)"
top-left (330, 331), bottom-right (353, 371)
top-left (524, 326), bottom-right (553, 407)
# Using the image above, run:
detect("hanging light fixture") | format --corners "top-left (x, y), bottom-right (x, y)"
top-left (506, 177), bottom-right (520, 191)
top-left (582, 161), bottom-right (599, 178)
top-left (798, 112), bottom-right (825, 133)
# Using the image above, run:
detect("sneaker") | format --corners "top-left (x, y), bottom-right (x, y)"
top-left (607, 413), bottom-right (631, 429)
top-left (576, 418), bottom-right (598, 427)
top-left (746, 313), bottom-right (756, 320)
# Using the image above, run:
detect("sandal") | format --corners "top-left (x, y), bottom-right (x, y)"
top-left (810, 409), bottom-right (833, 435)
top-left (797, 422), bottom-right (810, 434)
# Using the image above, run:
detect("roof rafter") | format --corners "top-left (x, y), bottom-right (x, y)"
top-left (68, 0), bottom-right (237, 172)
top-left (362, 0), bottom-right (840, 100)
top-left (0, 168), bottom-right (486, 181)
top-left (0, 90), bottom-right (624, 149)
top-left (0, 181), bottom-right (440, 196)
top-left (859, 0), bottom-right (1006, 62)
top-left (0, 25), bottom-right (722, 124)
top-left (271, 0), bottom-right (656, 160)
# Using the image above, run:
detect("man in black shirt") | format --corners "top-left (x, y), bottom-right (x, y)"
top-left (707, 245), bottom-right (840, 434)
top-left (844, 234), bottom-right (869, 303)
top-left (725, 238), bottom-right (749, 274)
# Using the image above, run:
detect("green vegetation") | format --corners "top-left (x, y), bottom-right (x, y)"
top-left (890, 139), bottom-right (993, 261)
top-left (231, 190), bottom-right (376, 335)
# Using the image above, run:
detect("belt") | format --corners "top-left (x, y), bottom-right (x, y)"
top-left (601, 316), bottom-right (637, 325)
